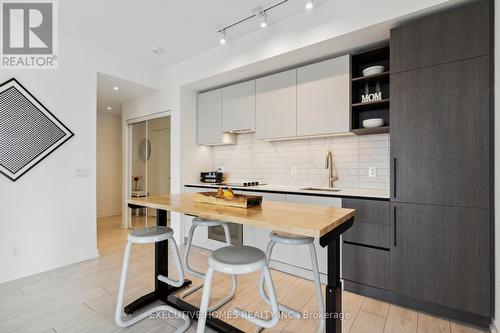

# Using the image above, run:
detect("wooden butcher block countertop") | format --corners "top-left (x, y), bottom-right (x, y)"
top-left (128, 193), bottom-right (355, 239)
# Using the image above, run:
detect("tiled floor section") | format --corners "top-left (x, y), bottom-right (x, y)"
top-left (0, 215), bottom-right (489, 333)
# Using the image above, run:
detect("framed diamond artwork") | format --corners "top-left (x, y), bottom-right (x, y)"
top-left (0, 78), bottom-right (74, 181)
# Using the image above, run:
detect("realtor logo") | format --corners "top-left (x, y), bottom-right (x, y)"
top-left (1, 0), bottom-right (58, 69)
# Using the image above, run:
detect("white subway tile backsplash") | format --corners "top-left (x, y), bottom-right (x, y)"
top-left (212, 133), bottom-right (390, 190)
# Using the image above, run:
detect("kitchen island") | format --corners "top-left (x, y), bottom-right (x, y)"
top-left (127, 193), bottom-right (355, 333)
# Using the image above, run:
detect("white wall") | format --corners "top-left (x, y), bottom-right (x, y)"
top-left (0, 33), bottom-right (159, 283)
top-left (97, 112), bottom-right (122, 217)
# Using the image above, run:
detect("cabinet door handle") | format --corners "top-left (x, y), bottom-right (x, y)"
top-left (393, 206), bottom-right (397, 247)
top-left (393, 158), bottom-right (397, 198)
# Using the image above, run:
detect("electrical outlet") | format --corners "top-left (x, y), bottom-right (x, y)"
top-left (368, 167), bottom-right (377, 178)
top-left (291, 166), bottom-right (297, 176)
top-left (11, 246), bottom-right (20, 257)
top-left (75, 168), bottom-right (90, 177)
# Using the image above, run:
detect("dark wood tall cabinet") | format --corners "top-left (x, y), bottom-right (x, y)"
top-left (391, 57), bottom-right (490, 208)
top-left (391, 203), bottom-right (490, 316)
top-left (389, 0), bottom-right (493, 326)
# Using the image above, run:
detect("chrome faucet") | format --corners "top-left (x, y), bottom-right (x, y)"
top-left (325, 150), bottom-right (339, 188)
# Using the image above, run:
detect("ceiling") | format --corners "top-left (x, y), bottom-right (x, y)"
top-left (96, 73), bottom-right (156, 115)
top-left (59, 0), bottom-right (331, 69)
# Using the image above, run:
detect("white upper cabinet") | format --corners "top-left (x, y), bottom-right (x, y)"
top-left (297, 55), bottom-right (350, 136)
top-left (199, 54), bottom-right (350, 143)
top-left (197, 89), bottom-right (236, 145)
top-left (222, 80), bottom-right (256, 133)
top-left (255, 69), bottom-right (297, 140)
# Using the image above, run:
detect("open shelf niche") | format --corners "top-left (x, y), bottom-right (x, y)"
top-left (350, 45), bottom-right (390, 134)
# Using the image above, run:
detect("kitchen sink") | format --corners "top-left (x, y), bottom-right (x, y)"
top-left (300, 187), bottom-right (341, 192)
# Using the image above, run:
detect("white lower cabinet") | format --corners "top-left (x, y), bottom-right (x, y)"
top-left (242, 192), bottom-right (287, 263)
top-left (285, 195), bottom-right (342, 276)
top-left (243, 191), bottom-right (341, 282)
top-left (183, 214), bottom-right (208, 247)
top-left (182, 187), bottom-right (208, 247)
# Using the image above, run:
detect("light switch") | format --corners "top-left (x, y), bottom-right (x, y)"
top-left (368, 167), bottom-right (377, 178)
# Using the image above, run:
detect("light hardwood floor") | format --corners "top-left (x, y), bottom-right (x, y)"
top-left (0, 215), bottom-right (488, 333)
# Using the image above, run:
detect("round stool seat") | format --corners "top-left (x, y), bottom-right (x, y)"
top-left (192, 217), bottom-right (227, 227)
top-left (128, 226), bottom-right (173, 244)
top-left (209, 246), bottom-right (266, 274)
top-left (270, 231), bottom-right (314, 245)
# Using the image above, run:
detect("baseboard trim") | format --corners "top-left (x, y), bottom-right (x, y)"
top-left (491, 319), bottom-right (499, 333)
top-left (97, 211), bottom-right (121, 218)
top-left (0, 248), bottom-right (100, 284)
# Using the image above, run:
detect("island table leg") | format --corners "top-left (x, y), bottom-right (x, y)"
top-left (124, 208), bottom-right (191, 315)
top-left (326, 237), bottom-right (342, 333)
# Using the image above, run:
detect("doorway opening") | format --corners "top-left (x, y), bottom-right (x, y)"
top-left (95, 73), bottom-right (157, 256)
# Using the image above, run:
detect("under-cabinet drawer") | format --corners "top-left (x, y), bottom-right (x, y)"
top-left (342, 198), bottom-right (390, 225)
top-left (343, 222), bottom-right (390, 249)
top-left (342, 243), bottom-right (390, 290)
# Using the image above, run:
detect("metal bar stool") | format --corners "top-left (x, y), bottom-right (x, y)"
top-left (181, 217), bottom-right (237, 311)
top-left (259, 231), bottom-right (325, 333)
top-left (115, 226), bottom-right (190, 332)
top-left (196, 245), bottom-right (280, 333)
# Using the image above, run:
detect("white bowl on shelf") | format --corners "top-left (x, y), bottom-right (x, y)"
top-left (362, 65), bottom-right (385, 77)
top-left (362, 118), bottom-right (384, 128)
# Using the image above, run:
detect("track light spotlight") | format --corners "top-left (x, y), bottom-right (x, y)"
top-left (305, 0), bottom-right (314, 10)
top-left (259, 11), bottom-right (268, 28)
top-left (219, 30), bottom-right (227, 44)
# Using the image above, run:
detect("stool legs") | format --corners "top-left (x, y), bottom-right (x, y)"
top-left (115, 241), bottom-right (190, 332)
top-left (234, 265), bottom-right (280, 329)
top-left (258, 240), bottom-right (302, 319)
top-left (196, 266), bottom-right (215, 333)
top-left (196, 265), bottom-right (280, 333)
top-left (181, 223), bottom-right (237, 312)
top-left (259, 240), bottom-right (326, 333)
top-left (157, 236), bottom-right (185, 287)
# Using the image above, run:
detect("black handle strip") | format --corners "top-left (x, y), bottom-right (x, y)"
top-left (393, 205), bottom-right (397, 247)
top-left (393, 158), bottom-right (397, 198)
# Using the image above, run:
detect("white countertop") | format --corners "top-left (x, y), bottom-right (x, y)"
top-left (184, 183), bottom-right (389, 199)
